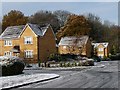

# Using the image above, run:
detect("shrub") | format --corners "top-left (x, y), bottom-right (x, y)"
top-left (82, 59), bottom-right (94, 66)
top-left (63, 62), bottom-right (67, 67)
top-left (0, 56), bottom-right (25, 76)
top-left (102, 56), bottom-right (111, 61)
top-left (61, 54), bottom-right (77, 60)
top-left (67, 62), bottom-right (71, 67)
top-left (74, 62), bottom-right (77, 66)
top-left (82, 61), bottom-right (89, 66)
top-left (109, 53), bottom-right (120, 60)
top-left (92, 55), bottom-right (101, 62)
top-left (48, 53), bottom-right (65, 62)
top-left (40, 63), bottom-right (45, 67)
top-left (70, 62), bottom-right (78, 66)
top-left (46, 63), bottom-right (50, 67)
top-left (87, 59), bottom-right (94, 66)
top-left (78, 62), bottom-right (82, 66)
top-left (60, 62), bottom-right (63, 67)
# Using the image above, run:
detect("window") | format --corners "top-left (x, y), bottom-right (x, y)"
top-left (4, 40), bottom-right (12, 46)
top-left (4, 51), bottom-right (12, 56)
top-left (63, 46), bottom-right (67, 49)
top-left (98, 48), bottom-right (104, 51)
top-left (24, 37), bottom-right (33, 44)
top-left (24, 50), bottom-right (33, 58)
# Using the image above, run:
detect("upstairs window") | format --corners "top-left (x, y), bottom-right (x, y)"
top-left (98, 48), bottom-right (104, 51)
top-left (24, 37), bottom-right (33, 44)
top-left (4, 40), bottom-right (12, 46)
top-left (24, 50), bottom-right (33, 58)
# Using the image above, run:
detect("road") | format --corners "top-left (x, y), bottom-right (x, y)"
top-left (13, 61), bottom-right (119, 89)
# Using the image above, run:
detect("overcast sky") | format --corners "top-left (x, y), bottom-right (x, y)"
top-left (1, 1), bottom-right (119, 25)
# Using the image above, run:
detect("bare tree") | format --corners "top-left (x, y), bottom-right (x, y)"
top-left (68, 37), bottom-right (84, 56)
top-left (29, 10), bottom-right (60, 33)
top-left (53, 10), bottom-right (71, 27)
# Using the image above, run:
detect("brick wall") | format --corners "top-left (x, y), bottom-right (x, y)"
top-left (38, 26), bottom-right (56, 62)
top-left (0, 39), bottom-right (19, 56)
top-left (58, 38), bottom-right (92, 57)
top-left (20, 26), bottom-right (38, 63)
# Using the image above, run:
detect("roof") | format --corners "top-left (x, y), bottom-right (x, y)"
top-left (92, 42), bottom-right (109, 48)
top-left (27, 23), bottom-right (49, 36)
top-left (58, 36), bottom-right (89, 47)
top-left (0, 25), bottom-right (24, 39)
top-left (0, 23), bottom-right (51, 39)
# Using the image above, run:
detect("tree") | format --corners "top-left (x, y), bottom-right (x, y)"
top-left (2, 10), bottom-right (28, 31)
top-left (53, 10), bottom-right (71, 27)
top-left (56, 15), bottom-right (91, 41)
top-left (108, 25), bottom-right (120, 53)
top-left (74, 37), bottom-right (84, 56)
top-left (86, 13), bottom-right (104, 42)
top-left (86, 13), bottom-right (120, 53)
top-left (29, 10), bottom-right (60, 33)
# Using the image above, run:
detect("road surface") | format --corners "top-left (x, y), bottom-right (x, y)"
top-left (12, 61), bottom-right (119, 89)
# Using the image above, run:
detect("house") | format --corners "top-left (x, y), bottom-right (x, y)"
top-left (92, 42), bottom-right (109, 58)
top-left (0, 23), bottom-right (56, 63)
top-left (58, 36), bottom-right (92, 57)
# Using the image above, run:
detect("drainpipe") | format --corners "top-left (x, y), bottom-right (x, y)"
top-left (37, 36), bottom-right (40, 67)
top-left (0, 38), bottom-right (2, 56)
top-left (104, 48), bottom-right (105, 57)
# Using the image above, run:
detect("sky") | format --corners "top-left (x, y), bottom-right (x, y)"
top-left (1, 1), bottom-right (119, 25)
top-left (1, 0), bottom-right (119, 2)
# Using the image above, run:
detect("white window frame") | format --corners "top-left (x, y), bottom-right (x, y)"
top-left (4, 40), bottom-right (12, 46)
top-left (4, 51), bottom-right (12, 56)
top-left (24, 37), bottom-right (33, 44)
top-left (24, 50), bottom-right (33, 58)
top-left (98, 48), bottom-right (104, 51)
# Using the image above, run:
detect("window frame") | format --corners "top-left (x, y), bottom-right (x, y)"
top-left (4, 51), bottom-right (12, 56)
top-left (98, 48), bottom-right (104, 51)
top-left (4, 40), bottom-right (12, 46)
top-left (24, 36), bottom-right (33, 44)
top-left (24, 50), bottom-right (33, 58)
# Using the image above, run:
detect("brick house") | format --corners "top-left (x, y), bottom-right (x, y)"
top-left (92, 42), bottom-right (109, 58)
top-left (58, 36), bottom-right (92, 57)
top-left (0, 23), bottom-right (56, 63)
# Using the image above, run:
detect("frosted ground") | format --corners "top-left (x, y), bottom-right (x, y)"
top-left (0, 73), bottom-right (59, 89)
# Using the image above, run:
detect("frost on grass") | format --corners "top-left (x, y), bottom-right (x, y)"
top-left (0, 73), bottom-right (59, 89)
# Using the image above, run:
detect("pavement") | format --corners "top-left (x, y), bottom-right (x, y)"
top-left (1, 73), bottom-right (60, 89)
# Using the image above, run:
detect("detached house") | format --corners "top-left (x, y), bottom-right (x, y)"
top-left (92, 42), bottom-right (109, 58)
top-left (58, 36), bottom-right (92, 57)
top-left (0, 23), bottom-right (56, 63)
